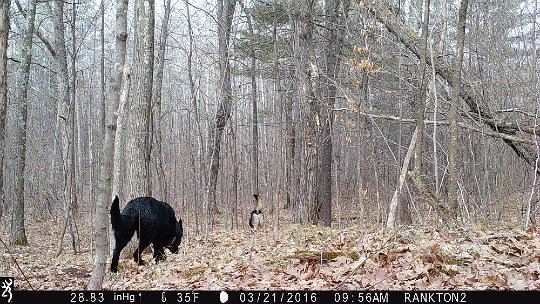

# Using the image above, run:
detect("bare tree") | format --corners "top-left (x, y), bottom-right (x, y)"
top-left (525, 0), bottom-right (539, 229)
top-left (206, 0), bottom-right (236, 232)
top-left (54, 0), bottom-right (78, 257)
top-left (112, 0), bottom-right (130, 201)
top-left (388, 127), bottom-right (418, 227)
top-left (0, 0), bottom-right (9, 219)
top-left (11, 0), bottom-right (37, 245)
top-left (317, 0), bottom-right (350, 226)
top-left (412, 0), bottom-right (430, 175)
top-left (185, 0), bottom-right (204, 235)
top-left (50, 0), bottom-right (71, 204)
top-left (130, 0), bottom-right (155, 197)
top-left (100, 0), bottom-right (106, 138)
top-left (151, 0), bottom-right (172, 200)
top-left (404, 0), bottom-right (431, 226)
top-left (283, 6), bottom-right (295, 211)
top-left (89, 0), bottom-right (130, 290)
top-left (291, 0), bottom-right (315, 224)
top-left (448, 0), bottom-right (469, 219)
top-left (238, 0), bottom-right (259, 199)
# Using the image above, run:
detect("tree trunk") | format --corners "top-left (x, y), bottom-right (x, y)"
top-left (280, 23), bottom-right (294, 211)
top-left (61, 0), bottom-right (81, 254)
top-left (88, 0), bottom-right (129, 290)
top-left (100, 0), bottom-right (106, 140)
top-left (400, 0), bottom-right (431, 226)
top-left (111, 0), bottom-right (129, 201)
top-left (206, 0), bottom-right (236, 231)
top-left (54, 0), bottom-right (77, 257)
top-left (412, 0), bottom-right (430, 174)
top-left (356, 34), bottom-right (370, 223)
top-left (524, 0), bottom-right (538, 229)
top-left (448, 0), bottom-right (469, 219)
top-left (130, 0), bottom-right (154, 197)
top-left (70, 0), bottom-right (79, 251)
top-left (52, 0), bottom-right (71, 205)
top-left (185, 0), bottom-right (204, 235)
top-left (112, 70), bottom-right (130, 201)
top-left (151, 0), bottom-right (172, 200)
top-left (0, 0), bottom-right (9, 219)
top-left (239, 0), bottom-right (260, 199)
top-left (387, 128), bottom-right (417, 228)
top-left (11, 0), bottom-right (37, 246)
top-left (317, 0), bottom-right (350, 227)
top-left (292, 0), bottom-right (316, 224)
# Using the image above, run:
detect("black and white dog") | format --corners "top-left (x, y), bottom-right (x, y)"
top-left (249, 194), bottom-right (263, 230)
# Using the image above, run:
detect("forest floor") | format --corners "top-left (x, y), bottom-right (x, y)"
top-left (1, 215), bottom-right (540, 290)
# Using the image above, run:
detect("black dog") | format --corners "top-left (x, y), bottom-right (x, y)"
top-left (110, 195), bottom-right (183, 273)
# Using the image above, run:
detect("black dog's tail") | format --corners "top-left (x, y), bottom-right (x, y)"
top-left (110, 195), bottom-right (122, 230)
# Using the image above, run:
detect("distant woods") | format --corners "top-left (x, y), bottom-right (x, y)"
top-left (0, 0), bottom-right (538, 247)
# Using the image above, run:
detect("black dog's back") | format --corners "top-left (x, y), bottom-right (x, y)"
top-left (119, 197), bottom-right (177, 239)
top-left (110, 196), bottom-right (183, 273)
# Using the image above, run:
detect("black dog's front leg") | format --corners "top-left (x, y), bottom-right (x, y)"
top-left (153, 246), bottom-right (166, 263)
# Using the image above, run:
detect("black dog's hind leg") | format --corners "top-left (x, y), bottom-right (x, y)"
top-left (133, 238), bottom-right (151, 266)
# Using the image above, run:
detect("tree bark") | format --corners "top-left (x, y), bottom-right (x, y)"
top-left (70, 0), bottom-right (79, 250)
top-left (412, 0), bottom-right (430, 174)
top-left (184, 0), bottom-right (204, 235)
top-left (151, 0), bottom-right (172, 200)
top-left (130, 0), bottom-right (154, 197)
top-left (291, 0), bottom-right (316, 224)
top-left (55, 0), bottom-right (77, 256)
top-left (239, 0), bottom-right (260, 199)
top-left (0, 0), bottom-right (9, 219)
top-left (100, 0), bottom-right (106, 140)
top-left (387, 128), bottom-right (417, 228)
top-left (111, 0), bottom-right (130, 201)
top-left (448, 0), bottom-right (469, 219)
top-left (272, 12), bottom-right (291, 211)
top-left (11, 0), bottom-right (37, 246)
top-left (88, 0), bottom-right (129, 289)
top-left (524, 0), bottom-right (539, 229)
top-left (53, 0), bottom-right (77, 257)
top-left (317, 0), bottom-right (349, 227)
top-left (207, 0), bottom-right (236, 229)
top-left (51, 0), bottom-right (71, 200)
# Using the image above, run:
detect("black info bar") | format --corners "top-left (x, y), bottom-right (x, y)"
top-left (1, 290), bottom-right (539, 304)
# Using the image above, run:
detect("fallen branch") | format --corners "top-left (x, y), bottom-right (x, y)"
top-left (358, 1), bottom-right (539, 172)
top-left (0, 237), bottom-right (34, 290)
top-left (334, 108), bottom-right (535, 145)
